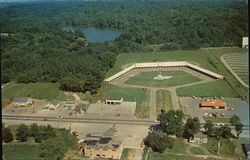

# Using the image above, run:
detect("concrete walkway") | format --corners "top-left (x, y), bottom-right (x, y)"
top-left (134, 148), bottom-right (143, 160)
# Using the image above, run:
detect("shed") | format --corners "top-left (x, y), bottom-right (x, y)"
top-left (189, 132), bottom-right (208, 144)
top-left (105, 97), bottom-right (123, 105)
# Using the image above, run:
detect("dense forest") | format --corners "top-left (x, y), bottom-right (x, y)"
top-left (1, 0), bottom-right (248, 93)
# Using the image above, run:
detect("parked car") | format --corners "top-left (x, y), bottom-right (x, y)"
top-left (43, 118), bottom-right (48, 121)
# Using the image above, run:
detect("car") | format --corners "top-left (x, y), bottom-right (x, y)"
top-left (43, 118), bottom-right (48, 121)
top-left (220, 96), bottom-right (224, 99)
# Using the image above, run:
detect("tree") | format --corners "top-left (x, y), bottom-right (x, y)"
top-left (2, 127), bottom-right (13, 143)
top-left (41, 125), bottom-right (56, 140)
top-left (183, 117), bottom-right (200, 138)
top-left (144, 131), bottom-right (174, 153)
top-left (204, 120), bottom-right (214, 136)
top-left (30, 123), bottom-right (43, 143)
top-left (230, 115), bottom-right (243, 138)
top-left (16, 124), bottom-right (30, 142)
top-left (39, 137), bottom-right (67, 160)
top-left (158, 110), bottom-right (184, 137)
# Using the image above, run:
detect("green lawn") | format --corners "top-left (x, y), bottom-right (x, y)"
top-left (2, 82), bottom-right (74, 107)
top-left (3, 143), bottom-right (41, 160)
top-left (125, 71), bottom-right (201, 87)
top-left (165, 138), bottom-right (189, 154)
top-left (156, 90), bottom-right (173, 116)
top-left (189, 147), bottom-right (207, 155)
top-left (106, 48), bottom-right (247, 98)
top-left (176, 80), bottom-right (239, 97)
top-left (148, 151), bottom-right (209, 160)
top-left (203, 117), bottom-right (231, 123)
top-left (95, 84), bottom-right (150, 118)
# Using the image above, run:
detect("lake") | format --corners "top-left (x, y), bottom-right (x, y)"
top-left (62, 26), bottom-right (124, 43)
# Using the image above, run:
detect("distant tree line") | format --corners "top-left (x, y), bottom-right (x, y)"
top-left (0, 0), bottom-right (248, 92)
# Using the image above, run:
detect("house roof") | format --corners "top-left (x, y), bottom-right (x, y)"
top-left (242, 37), bottom-right (248, 45)
top-left (106, 97), bottom-right (123, 100)
top-left (194, 132), bottom-right (207, 138)
top-left (50, 100), bottom-right (60, 106)
top-left (65, 101), bottom-right (75, 104)
top-left (200, 101), bottom-right (226, 107)
top-left (13, 97), bottom-right (29, 102)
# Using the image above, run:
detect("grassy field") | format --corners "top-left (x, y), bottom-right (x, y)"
top-left (202, 137), bottom-right (249, 159)
top-left (94, 84), bottom-right (150, 118)
top-left (3, 143), bottom-right (41, 160)
top-left (2, 82), bottom-right (74, 108)
top-left (148, 151), bottom-right (217, 160)
top-left (176, 80), bottom-right (239, 97)
top-left (106, 48), bottom-right (247, 98)
top-left (189, 147), bottom-right (207, 155)
top-left (120, 148), bottom-right (136, 160)
top-left (165, 138), bottom-right (189, 154)
top-left (203, 117), bottom-right (231, 123)
top-left (125, 71), bottom-right (201, 87)
top-left (156, 90), bottom-right (173, 116)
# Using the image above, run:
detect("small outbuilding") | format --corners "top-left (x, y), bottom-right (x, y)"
top-left (242, 37), bottom-right (248, 48)
top-left (12, 97), bottom-right (32, 108)
top-left (105, 97), bottom-right (123, 105)
top-left (200, 101), bottom-right (227, 109)
top-left (45, 100), bottom-right (61, 110)
top-left (63, 101), bottom-right (76, 110)
top-left (189, 132), bottom-right (208, 144)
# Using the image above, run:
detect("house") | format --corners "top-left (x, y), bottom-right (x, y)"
top-left (242, 37), bottom-right (248, 48)
top-left (242, 143), bottom-right (250, 159)
top-left (199, 101), bottom-right (227, 109)
top-left (12, 97), bottom-right (32, 108)
top-left (105, 97), bottom-right (123, 105)
top-left (189, 132), bottom-right (208, 144)
top-left (44, 100), bottom-right (61, 110)
top-left (63, 101), bottom-right (76, 110)
top-left (79, 127), bottom-right (123, 159)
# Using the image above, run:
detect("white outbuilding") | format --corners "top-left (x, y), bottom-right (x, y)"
top-left (242, 37), bottom-right (248, 48)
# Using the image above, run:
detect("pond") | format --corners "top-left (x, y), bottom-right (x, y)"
top-left (62, 26), bottom-right (124, 43)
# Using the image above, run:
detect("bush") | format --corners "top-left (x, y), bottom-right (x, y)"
top-left (3, 127), bottom-right (13, 143)
top-left (16, 124), bottom-right (29, 142)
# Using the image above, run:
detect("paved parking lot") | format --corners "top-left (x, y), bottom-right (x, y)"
top-left (180, 97), bottom-right (249, 124)
top-left (87, 102), bottom-right (136, 114)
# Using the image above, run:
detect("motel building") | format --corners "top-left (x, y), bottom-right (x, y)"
top-left (78, 127), bottom-right (123, 159)
top-left (199, 101), bottom-right (227, 110)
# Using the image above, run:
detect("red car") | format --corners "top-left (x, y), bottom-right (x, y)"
top-left (43, 118), bottom-right (48, 121)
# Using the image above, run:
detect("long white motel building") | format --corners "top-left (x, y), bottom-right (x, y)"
top-left (104, 61), bottom-right (224, 84)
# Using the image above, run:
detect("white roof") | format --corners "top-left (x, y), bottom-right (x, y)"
top-left (242, 37), bottom-right (248, 45)
top-left (104, 61), bottom-right (224, 83)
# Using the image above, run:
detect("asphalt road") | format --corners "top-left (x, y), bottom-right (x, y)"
top-left (2, 114), bottom-right (157, 126)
